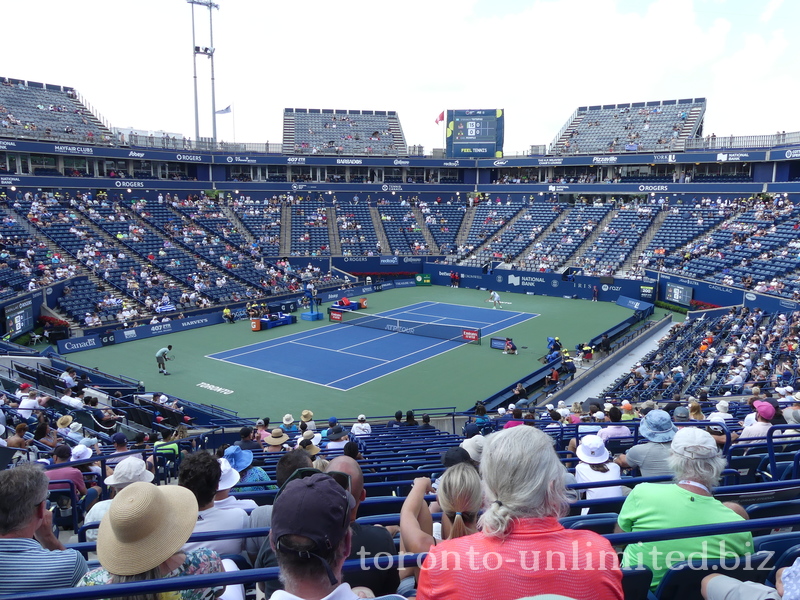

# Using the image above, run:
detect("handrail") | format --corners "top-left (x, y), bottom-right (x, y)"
top-left (9, 514), bottom-right (800, 600)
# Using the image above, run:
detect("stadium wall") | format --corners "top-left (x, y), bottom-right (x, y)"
top-left (423, 264), bottom-right (648, 301)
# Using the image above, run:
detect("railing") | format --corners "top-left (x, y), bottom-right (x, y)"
top-left (684, 131), bottom-right (800, 150)
top-left (6, 514), bottom-right (800, 600)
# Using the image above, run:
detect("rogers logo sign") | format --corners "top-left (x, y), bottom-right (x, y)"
top-left (115, 181), bottom-right (145, 187)
top-left (176, 154), bottom-right (202, 161)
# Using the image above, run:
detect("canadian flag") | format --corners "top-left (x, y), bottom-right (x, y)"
top-left (435, 111), bottom-right (445, 125)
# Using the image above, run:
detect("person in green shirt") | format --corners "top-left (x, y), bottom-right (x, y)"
top-left (616, 427), bottom-right (752, 591)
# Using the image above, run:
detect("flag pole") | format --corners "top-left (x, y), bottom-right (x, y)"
top-left (232, 103), bottom-right (236, 144)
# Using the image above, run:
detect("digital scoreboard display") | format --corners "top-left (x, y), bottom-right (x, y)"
top-left (4, 298), bottom-right (35, 339)
top-left (445, 109), bottom-right (505, 158)
top-left (665, 282), bottom-right (693, 306)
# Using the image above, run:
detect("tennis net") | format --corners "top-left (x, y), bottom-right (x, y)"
top-left (329, 309), bottom-right (481, 344)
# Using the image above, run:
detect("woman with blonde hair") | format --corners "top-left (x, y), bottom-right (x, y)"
top-left (688, 401), bottom-right (705, 421)
top-left (400, 462), bottom-right (483, 592)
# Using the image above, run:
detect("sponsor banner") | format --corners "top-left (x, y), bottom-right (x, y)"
top-left (477, 151), bottom-right (767, 168)
top-left (742, 291), bottom-right (798, 314)
top-left (316, 280), bottom-right (398, 304)
top-left (778, 148), bottom-right (800, 160)
top-left (0, 139), bottom-right (213, 162)
top-left (5, 174), bottom-right (211, 192)
top-left (462, 329), bottom-right (479, 342)
top-left (56, 313), bottom-right (226, 354)
top-left (57, 335), bottom-right (102, 354)
top-left (616, 296), bottom-right (654, 313)
top-left (393, 279), bottom-right (418, 288)
top-left (481, 182), bottom-right (765, 195)
top-left (426, 265), bottom-right (645, 301)
top-left (331, 256), bottom-right (436, 273)
top-left (216, 155), bottom-right (472, 168)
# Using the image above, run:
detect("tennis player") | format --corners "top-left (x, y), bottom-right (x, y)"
top-left (487, 289), bottom-right (502, 309)
top-left (155, 345), bottom-right (173, 376)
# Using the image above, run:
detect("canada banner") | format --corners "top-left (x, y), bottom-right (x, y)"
top-left (435, 111), bottom-right (445, 125)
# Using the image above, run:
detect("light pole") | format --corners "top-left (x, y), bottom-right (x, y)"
top-left (187, 0), bottom-right (219, 149)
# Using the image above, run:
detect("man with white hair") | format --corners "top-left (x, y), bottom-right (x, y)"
top-left (617, 427), bottom-right (751, 591)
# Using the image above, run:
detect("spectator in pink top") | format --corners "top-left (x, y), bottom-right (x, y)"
top-left (598, 407), bottom-right (632, 441)
top-left (503, 408), bottom-right (525, 429)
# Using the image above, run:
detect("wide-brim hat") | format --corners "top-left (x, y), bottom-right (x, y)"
top-left (217, 458), bottom-right (241, 491)
top-left (282, 414), bottom-right (294, 426)
top-left (639, 409), bottom-right (678, 443)
top-left (223, 445), bottom-right (254, 472)
top-left (97, 482), bottom-right (198, 576)
top-left (327, 425), bottom-right (348, 441)
top-left (71, 444), bottom-right (92, 462)
top-left (104, 456), bottom-right (154, 487)
top-left (57, 415), bottom-right (73, 429)
top-left (301, 410), bottom-right (314, 422)
top-left (299, 440), bottom-right (321, 456)
top-left (69, 421), bottom-right (82, 433)
top-left (266, 428), bottom-right (289, 446)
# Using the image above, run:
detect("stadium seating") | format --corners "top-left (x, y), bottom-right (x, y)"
top-left (0, 80), bottom-right (107, 143)
top-left (553, 98), bottom-right (706, 154)
top-left (283, 108), bottom-right (407, 156)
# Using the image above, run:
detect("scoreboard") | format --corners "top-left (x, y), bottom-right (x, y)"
top-left (4, 297), bottom-right (35, 339)
top-left (445, 109), bottom-right (504, 158)
top-left (665, 282), bottom-right (693, 306)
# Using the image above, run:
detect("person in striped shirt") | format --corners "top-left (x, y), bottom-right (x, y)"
top-left (0, 463), bottom-right (88, 593)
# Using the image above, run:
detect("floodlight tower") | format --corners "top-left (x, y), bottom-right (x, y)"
top-left (188, 0), bottom-right (220, 147)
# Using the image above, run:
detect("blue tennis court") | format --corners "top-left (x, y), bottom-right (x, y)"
top-left (206, 301), bottom-right (538, 390)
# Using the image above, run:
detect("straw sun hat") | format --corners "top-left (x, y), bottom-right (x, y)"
top-left (97, 482), bottom-right (198, 576)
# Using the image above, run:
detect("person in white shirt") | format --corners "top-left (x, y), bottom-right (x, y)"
top-left (732, 401), bottom-right (774, 446)
top-left (179, 452), bottom-right (248, 559)
top-left (213, 458), bottom-right (258, 511)
top-left (82, 456), bottom-right (154, 542)
top-left (575, 435), bottom-right (623, 512)
top-left (18, 391), bottom-right (46, 420)
top-left (350, 414), bottom-right (372, 436)
top-left (59, 391), bottom-right (84, 410)
top-left (324, 426), bottom-right (349, 452)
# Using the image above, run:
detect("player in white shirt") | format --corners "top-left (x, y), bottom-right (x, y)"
top-left (487, 289), bottom-right (502, 309)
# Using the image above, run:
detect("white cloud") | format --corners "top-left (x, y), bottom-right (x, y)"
top-left (760, 0), bottom-right (784, 22)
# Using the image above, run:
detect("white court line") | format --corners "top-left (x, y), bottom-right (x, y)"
top-left (291, 340), bottom-right (390, 362)
top-left (211, 324), bottom-right (350, 360)
top-left (427, 300), bottom-right (538, 315)
top-left (325, 336), bottom-right (457, 386)
top-left (204, 355), bottom-right (342, 390)
top-left (338, 331), bottom-right (398, 351)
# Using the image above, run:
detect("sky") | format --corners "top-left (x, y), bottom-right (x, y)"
top-left (4, 0), bottom-right (798, 155)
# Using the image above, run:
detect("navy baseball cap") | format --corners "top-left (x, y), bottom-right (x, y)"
top-left (271, 473), bottom-right (355, 583)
